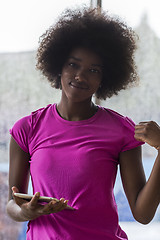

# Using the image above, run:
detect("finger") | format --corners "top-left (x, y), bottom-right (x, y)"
top-left (54, 198), bottom-right (68, 211)
top-left (12, 186), bottom-right (19, 194)
top-left (135, 121), bottom-right (154, 128)
top-left (135, 128), bottom-right (146, 134)
top-left (50, 198), bottom-right (65, 209)
top-left (134, 133), bottom-right (145, 142)
top-left (63, 200), bottom-right (69, 208)
top-left (12, 186), bottom-right (20, 202)
top-left (47, 199), bottom-right (58, 208)
top-left (42, 199), bottom-right (59, 214)
top-left (137, 121), bottom-right (159, 128)
top-left (44, 198), bottom-right (68, 214)
top-left (138, 121), bottom-right (150, 124)
top-left (135, 124), bottom-right (147, 130)
top-left (12, 188), bottom-right (28, 206)
top-left (29, 192), bottom-right (40, 206)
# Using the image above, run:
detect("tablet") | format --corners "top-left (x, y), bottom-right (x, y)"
top-left (14, 193), bottom-right (75, 210)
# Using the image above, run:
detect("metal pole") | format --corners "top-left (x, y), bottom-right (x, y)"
top-left (90, 0), bottom-right (102, 13)
top-left (90, 0), bottom-right (102, 105)
top-left (97, 0), bottom-right (102, 8)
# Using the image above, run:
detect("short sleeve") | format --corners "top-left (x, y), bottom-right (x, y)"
top-left (121, 116), bottom-right (144, 152)
top-left (9, 115), bottom-right (31, 153)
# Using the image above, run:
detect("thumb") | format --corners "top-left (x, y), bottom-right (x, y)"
top-left (12, 186), bottom-right (20, 203)
top-left (12, 187), bottom-right (27, 206)
top-left (12, 186), bottom-right (19, 194)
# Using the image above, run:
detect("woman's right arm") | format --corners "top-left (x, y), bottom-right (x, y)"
top-left (7, 137), bottom-right (68, 222)
top-left (6, 136), bottom-right (31, 221)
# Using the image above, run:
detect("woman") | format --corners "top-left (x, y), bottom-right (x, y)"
top-left (7, 7), bottom-right (160, 240)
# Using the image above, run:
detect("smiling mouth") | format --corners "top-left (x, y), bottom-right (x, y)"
top-left (70, 82), bottom-right (88, 90)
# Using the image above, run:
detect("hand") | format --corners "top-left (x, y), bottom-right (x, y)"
top-left (12, 186), bottom-right (68, 221)
top-left (134, 121), bottom-right (160, 149)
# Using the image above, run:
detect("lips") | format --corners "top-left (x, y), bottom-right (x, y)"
top-left (69, 81), bottom-right (88, 90)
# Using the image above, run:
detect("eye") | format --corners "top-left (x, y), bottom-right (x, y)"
top-left (89, 68), bottom-right (101, 74)
top-left (68, 62), bottom-right (78, 68)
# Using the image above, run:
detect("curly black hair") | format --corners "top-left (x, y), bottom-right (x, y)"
top-left (36, 7), bottom-right (138, 100)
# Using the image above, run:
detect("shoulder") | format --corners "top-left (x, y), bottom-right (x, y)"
top-left (99, 106), bottom-right (136, 129)
top-left (10, 104), bottom-right (53, 130)
top-left (101, 107), bottom-right (144, 151)
top-left (9, 104), bottom-right (54, 151)
top-left (30, 104), bottom-right (53, 127)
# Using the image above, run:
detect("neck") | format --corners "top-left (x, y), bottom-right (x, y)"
top-left (57, 99), bottom-right (97, 121)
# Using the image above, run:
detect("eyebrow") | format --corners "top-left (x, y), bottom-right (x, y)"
top-left (68, 56), bottom-right (103, 68)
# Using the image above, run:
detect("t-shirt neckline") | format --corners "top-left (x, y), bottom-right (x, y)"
top-left (52, 104), bottom-right (101, 126)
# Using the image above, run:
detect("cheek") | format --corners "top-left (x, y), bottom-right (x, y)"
top-left (61, 67), bottom-right (74, 82)
top-left (61, 71), bottom-right (69, 86)
top-left (92, 78), bottom-right (102, 90)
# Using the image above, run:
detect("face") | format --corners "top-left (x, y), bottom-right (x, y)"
top-left (60, 47), bottom-right (103, 103)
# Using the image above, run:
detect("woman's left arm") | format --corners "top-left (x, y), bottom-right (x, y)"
top-left (119, 121), bottom-right (160, 224)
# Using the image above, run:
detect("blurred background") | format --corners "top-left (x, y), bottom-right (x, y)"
top-left (0, 0), bottom-right (160, 239)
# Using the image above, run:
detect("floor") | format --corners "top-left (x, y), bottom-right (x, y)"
top-left (120, 222), bottom-right (160, 240)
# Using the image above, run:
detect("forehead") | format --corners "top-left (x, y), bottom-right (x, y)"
top-left (68, 47), bottom-right (103, 65)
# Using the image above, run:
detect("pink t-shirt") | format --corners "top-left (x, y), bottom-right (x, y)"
top-left (10, 104), bottom-right (143, 240)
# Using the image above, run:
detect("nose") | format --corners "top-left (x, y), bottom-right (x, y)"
top-left (75, 69), bottom-right (87, 82)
